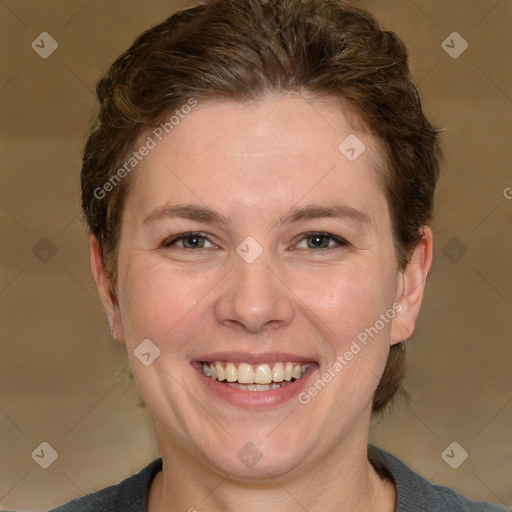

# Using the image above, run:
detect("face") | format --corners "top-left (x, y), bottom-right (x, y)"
top-left (92, 94), bottom-right (431, 480)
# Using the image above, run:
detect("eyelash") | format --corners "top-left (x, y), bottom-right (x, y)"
top-left (162, 231), bottom-right (349, 251)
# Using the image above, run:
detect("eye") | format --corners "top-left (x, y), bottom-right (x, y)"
top-left (163, 232), bottom-right (215, 250)
top-left (295, 232), bottom-right (348, 250)
top-left (162, 231), bottom-right (347, 251)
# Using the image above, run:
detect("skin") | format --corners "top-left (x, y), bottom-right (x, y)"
top-left (91, 94), bottom-right (433, 512)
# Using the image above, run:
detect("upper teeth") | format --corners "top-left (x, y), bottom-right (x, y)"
top-left (202, 361), bottom-right (308, 384)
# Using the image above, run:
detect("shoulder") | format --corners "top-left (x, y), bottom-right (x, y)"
top-left (48, 458), bottom-right (162, 512)
top-left (368, 444), bottom-right (509, 512)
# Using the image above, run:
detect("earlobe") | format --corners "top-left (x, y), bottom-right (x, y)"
top-left (90, 235), bottom-right (123, 343)
top-left (390, 227), bottom-right (433, 345)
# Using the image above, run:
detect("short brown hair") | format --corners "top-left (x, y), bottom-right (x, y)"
top-left (81, 0), bottom-right (441, 415)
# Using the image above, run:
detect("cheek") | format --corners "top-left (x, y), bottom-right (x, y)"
top-left (295, 267), bottom-right (397, 404)
top-left (117, 257), bottom-right (217, 350)
top-left (289, 262), bottom-right (397, 349)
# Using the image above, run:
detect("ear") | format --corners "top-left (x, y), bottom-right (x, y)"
top-left (90, 235), bottom-right (124, 343)
top-left (390, 226), bottom-right (433, 345)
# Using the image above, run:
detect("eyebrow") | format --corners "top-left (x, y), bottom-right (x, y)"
top-left (143, 202), bottom-right (371, 227)
top-left (143, 204), bottom-right (229, 226)
top-left (279, 203), bottom-right (371, 226)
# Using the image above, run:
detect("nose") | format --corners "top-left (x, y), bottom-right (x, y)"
top-left (214, 252), bottom-right (295, 333)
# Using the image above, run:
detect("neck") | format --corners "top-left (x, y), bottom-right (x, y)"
top-left (149, 423), bottom-right (396, 512)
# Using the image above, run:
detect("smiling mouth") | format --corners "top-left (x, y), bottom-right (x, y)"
top-left (200, 361), bottom-right (309, 391)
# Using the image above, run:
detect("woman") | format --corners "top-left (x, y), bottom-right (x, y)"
top-left (49, 0), bottom-right (507, 510)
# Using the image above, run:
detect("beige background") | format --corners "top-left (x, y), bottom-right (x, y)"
top-left (1, 0), bottom-right (511, 510)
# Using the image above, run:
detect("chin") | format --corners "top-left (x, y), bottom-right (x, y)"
top-left (190, 430), bottom-right (313, 482)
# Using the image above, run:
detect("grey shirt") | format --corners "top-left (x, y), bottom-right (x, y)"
top-left (48, 445), bottom-right (508, 511)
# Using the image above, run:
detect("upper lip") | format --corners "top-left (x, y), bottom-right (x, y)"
top-left (194, 352), bottom-right (316, 365)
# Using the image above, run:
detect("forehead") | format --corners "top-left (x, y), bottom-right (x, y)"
top-left (125, 94), bottom-right (388, 228)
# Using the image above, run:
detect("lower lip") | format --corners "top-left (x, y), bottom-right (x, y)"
top-left (193, 363), bottom-right (319, 408)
